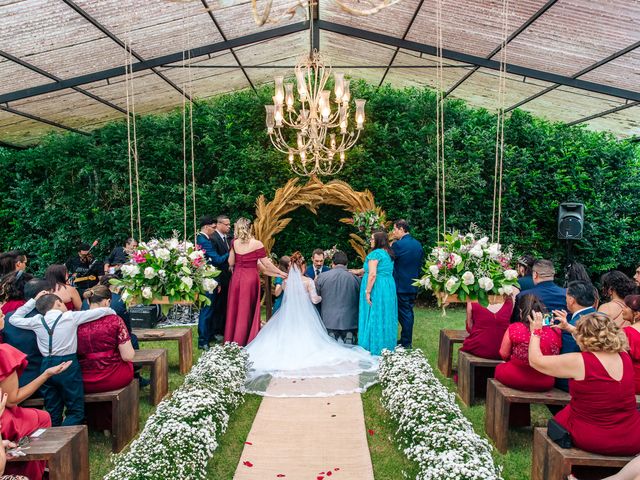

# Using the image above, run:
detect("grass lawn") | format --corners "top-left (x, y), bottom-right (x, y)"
top-left (89, 308), bottom-right (545, 479)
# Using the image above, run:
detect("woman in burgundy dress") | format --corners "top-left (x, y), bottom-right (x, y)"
top-left (44, 264), bottom-right (81, 311)
top-left (495, 294), bottom-right (561, 391)
top-left (623, 294), bottom-right (640, 393)
top-left (224, 218), bottom-right (288, 346)
top-left (0, 271), bottom-right (33, 316)
top-left (459, 295), bottom-right (513, 359)
top-left (530, 311), bottom-right (640, 456)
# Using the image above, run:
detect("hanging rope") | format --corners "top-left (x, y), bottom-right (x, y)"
top-left (491, 0), bottom-right (509, 244)
top-left (188, 47), bottom-right (197, 242)
top-left (124, 39), bottom-right (135, 241)
top-left (435, 0), bottom-right (446, 239)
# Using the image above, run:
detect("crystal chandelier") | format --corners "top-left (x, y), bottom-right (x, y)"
top-left (265, 50), bottom-right (366, 176)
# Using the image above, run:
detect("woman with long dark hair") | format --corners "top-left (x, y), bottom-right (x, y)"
top-left (599, 270), bottom-right (636, 328)
top-left (358, 231), bottom-right (397, 355)
top-left (44, 264), bottom-right (81, 311)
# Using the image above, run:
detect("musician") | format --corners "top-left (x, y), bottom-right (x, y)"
top-left (104, 238), bottom-right (137, 275)
top-left (65, 243), bottom-right (104, 296)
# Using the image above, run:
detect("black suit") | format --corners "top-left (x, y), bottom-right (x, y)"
top-left (210, 231), bottom-right (231, 335)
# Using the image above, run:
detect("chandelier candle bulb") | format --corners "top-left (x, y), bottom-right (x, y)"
top-left (355, 99), bottom-right (366, 129)
top-left (342, 80), bottom-right (351, 104)
top-left (265, 105), bottom-right (275, 132)
top-left (285, 83), bottom-right (294, 110)
top-left (274, 76), bottom-right (284, 105)
top-left (274, 103), bottom-right (283, 127)
top-left (334, 73), bottom-right (344, 100)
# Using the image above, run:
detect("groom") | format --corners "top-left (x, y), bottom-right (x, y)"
top-left (210, 215), bottom-right (232, 341)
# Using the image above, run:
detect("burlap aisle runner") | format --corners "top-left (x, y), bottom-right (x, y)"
top-left (233, 377), bottom-right (374, 480)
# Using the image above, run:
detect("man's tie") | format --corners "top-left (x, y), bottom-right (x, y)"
top-left (315, 268), bottom-right (320, 278)
top-left (223, 236), bottom-right (229, 250)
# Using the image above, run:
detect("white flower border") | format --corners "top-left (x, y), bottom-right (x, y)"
top-left (105, 343), bottom-right (248, 480)
top-left (379, 348), bottom-right (502, 480)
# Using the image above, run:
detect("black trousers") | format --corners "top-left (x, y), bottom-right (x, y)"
top-left (41, 354), bottom-right (85, 426)
top-left (398, 293), bottom-right (417, 348)
top-left (211, 282), bottom-right (228, 336)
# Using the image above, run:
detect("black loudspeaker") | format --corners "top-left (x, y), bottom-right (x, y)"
top-left (558, 203), bottom-right (585, 240)
top-left (129, 305), bottom-right (160, 329)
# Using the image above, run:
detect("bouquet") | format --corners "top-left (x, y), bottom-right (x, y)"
top-left (351, 210), bottom-right (387, 238)
top-left (413, 225), bottom-right (519, 307)
top-left (110, 235), bottom-right (220, 309)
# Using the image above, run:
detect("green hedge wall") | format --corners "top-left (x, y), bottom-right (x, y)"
top-left (1, 82), bottom-right (639, 277)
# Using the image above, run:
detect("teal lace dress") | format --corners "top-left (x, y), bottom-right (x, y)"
top-left (358, 249), bottom-right (398, 355)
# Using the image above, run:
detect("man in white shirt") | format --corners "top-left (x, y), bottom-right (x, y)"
top-left (11, 293), bottom-right (115, 426)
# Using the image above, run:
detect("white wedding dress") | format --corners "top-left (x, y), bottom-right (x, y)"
top-left (244, 266), bottom-right (379, 397)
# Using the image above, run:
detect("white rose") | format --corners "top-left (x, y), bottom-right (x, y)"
top-left (429, 265), bottom-right (440, 277)
top-left (478, 277), bottom-right (494, 291)
top-left (450, 253), bottom-right (462, 266)
top-left (504, 269), bottom-right (518, 281)
top-left (462, 271), bottom-right (475, 285)
top-left (188, 250), bottom-right (204, 260)
top-left (144, 267), bottom-right (157, 279)
top-left (121, 291), bottom-right (129, 301)
top-left (156, 248), bottom-right (171, 261)
top-left (158, 269), bottom-right (166, 278)
top-left (445, 276), bottom-right (459, 293)
top-left (142, 287), bottom-right (153, 299)
top-left (477, 236), bottom-right (489, 246)
top-left (185, 241), bottom-right (194, 249)
top-left (180, 276), bottom-right (193, 290)
top-left (488, 243), bottom-right (501, 259)
top-left (176, 256), bottom-right (189, 266)
top-left (202, 278), bottom-right (219, 293)
top-left (167, 238), bottom-right (180, 250)
top-left (469, 245), bottom-right (483, 258)
top-left (501, 285), bottom-right (513, 295)
top-left (419, 277), bottom-right (432, 289)
top-left (121, 264), bottom-right (140, 277)
top-left (438, 250), bottom-right (448, 262)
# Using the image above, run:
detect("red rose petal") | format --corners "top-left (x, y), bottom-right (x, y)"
top-left (327, 471), bottom-right (333, 476)
top-left (276, 475), bottom-right (286, 478)
top-left (334, 468), bottom-right (340, 471)
top-left (317, 477), bottom-right (324, 480)
top-left (243, 461), bottom-right (253, 467)
top-left (368, 429), bottom-right (375, 436)
top-left (245, 441), bottom-right (253, 445)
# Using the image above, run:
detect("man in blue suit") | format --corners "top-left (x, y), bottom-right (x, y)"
top-left (391, 220), bottom-right (424, 348)
top-left (196, 215), bottom-right (229, 350)
top-left (512, 259), bottom-right (567, 322)
top-left (553, 280), bottom-right (596, 391)
top-left (305, 249), bottom-right (330, 280)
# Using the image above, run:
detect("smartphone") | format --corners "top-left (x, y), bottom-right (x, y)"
top-left (542, 314), bottom-right (553, 327)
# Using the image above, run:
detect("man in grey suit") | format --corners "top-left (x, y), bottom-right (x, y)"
top-left (316, 251), bottom-right (361, 345)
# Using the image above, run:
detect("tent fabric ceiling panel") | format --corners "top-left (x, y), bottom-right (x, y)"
top-left (209, 0), bottom-right (305, 40)
top-left (518, 86), bottom-right (626, 124)
top-left (382, 50), bottom-right (472, 91)
top-left (0, 59), bottom-right (50, 96)
top-left (72, 0), bottom-right (224, 59)
top-left (584, 106), bottom-right (640, 137)
top-left (405, 0), bottom-right (551, 58)
top-left (320, 0), bottom-right (422, 39)
top-left (501, 0), bottom-right (640, 77)
top-left (9, 89), bottom-right (123, 129)
top-left (447, 67), bottom-right (555, 112)
top-left (177, 69), bottom-right (253, 100)
top-left (579, 49), bottom-right (640, 94)
top-left (0, 109), bottom-right (66, 146)
top-left (320, 31), bottom-right (396, 85)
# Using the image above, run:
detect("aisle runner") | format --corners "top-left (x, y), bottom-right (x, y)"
top-left (234, 378), bottom-right (374, 480)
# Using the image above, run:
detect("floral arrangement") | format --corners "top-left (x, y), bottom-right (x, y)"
top-left (351, 209), bottom-right (387, 238)
top-left (379, 348), bottom-right (503, 480)
top-left (323, 245), bottom-right (339, 262)
top-left (105, 343), bottom-right (249, 480)
top-left (413, 225), bottom-right (518, 306)
top-left (110, 236), bottom-right (220, 308)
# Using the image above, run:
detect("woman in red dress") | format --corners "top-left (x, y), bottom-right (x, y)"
top-left (459, 295), bottom-right (513, 359)
top-left (44, 265), bottom-right (81, 311)
top-left (495, 294), bottom-right (561, 391)
top-left (77, 286), bottom-right (134, 394)
top-left (0, 311), bottom-right (71, 479)
top-left (622, 295), bottom-right (640, 393)
top-left (530, 311), bottom-right (640, 456)
top-left (0, 271), bottom-right (33, 315)
top-left (224, 218), bottom-right (288, 346)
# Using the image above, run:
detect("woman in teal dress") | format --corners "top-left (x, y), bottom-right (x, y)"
top-left (358, 231), bottom-right (398, 355)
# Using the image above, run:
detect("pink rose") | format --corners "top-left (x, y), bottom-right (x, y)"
top-left (133, 252), bottom-right (147, 264)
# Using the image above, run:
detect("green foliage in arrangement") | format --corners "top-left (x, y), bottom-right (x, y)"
top-left (0, 82), bottom-right (638, 279)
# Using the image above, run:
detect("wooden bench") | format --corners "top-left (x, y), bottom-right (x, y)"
top-left (133, 348), bottom-right (169, 406)
top-left (532, 427), bottom-right (632, 480)
top-left (7, 425), bottom-right (89, 480)
top-left (22, 380), bottom-right (139, 453)
top-left (133, 327), bottom-right (193, 374)
top-left (437, 329), bottom-right (469, 377)
top-left (485, 379), bottom-right (571, 453)
top-left (457, 350), bottom-right (503, 406)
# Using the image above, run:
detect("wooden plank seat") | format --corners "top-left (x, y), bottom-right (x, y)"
top-left (22, 380), bottom-right (139, 453)
top-left (133, 348), bottom-right (169, 406)
top-left (485, 379), bottom-right (571, 453)
top-left (437, 329), bottom-right (469, 377)
top-left (133, 327), bottom-right (193, 374)
top-left (457, 350), bottom-right (503, 406)
top-left (532, 427), bottom-right (633, 480)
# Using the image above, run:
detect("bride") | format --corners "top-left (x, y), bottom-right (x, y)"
top-left (245, 252), bottom-right (379, 397)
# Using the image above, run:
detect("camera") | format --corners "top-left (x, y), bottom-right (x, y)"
top-left (542, 313), bottom-right (553, 327)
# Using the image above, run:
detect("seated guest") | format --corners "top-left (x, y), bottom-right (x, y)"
top-left (512, 259), bottom-right (567, 323)
top-left (635, 264), bottom-right (640, 288)
top-left (530, 311), bottom-right (640, 456)
top-left (0, 310), bottom-right (72, 479)
top-left (623, 295), bottom-right (640, 394)
top-left (495, 294), bottom-right (561, 391)
top-left (104, 238), bottom-right (137, 275)
top-left (553, 280), bottom-right (597, 391)
top-left (77, 286), bottom-right (134, 394)
top-left (516, 255), bottom-right (535, 291)
top-left (0, 271), bottom-right (33, 315)
top-left (599, 270), bottom-right (636, 328)
top-left (44, 264), bottom-right (81, 311)
top-left (316, 251), bottom-right (361, 344)
top-left (272, 256), bottom-right (290, 314)
top-left (65, 243), bottom-right (103, 296)
top-left (0, 251), bottom-right (27, 277)
top-left (305, 249), bottom-right (329, 280)
top-left (460, 293), bottom-right (514, 360)
top-left (2, 279), bottom-right (49, 395)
